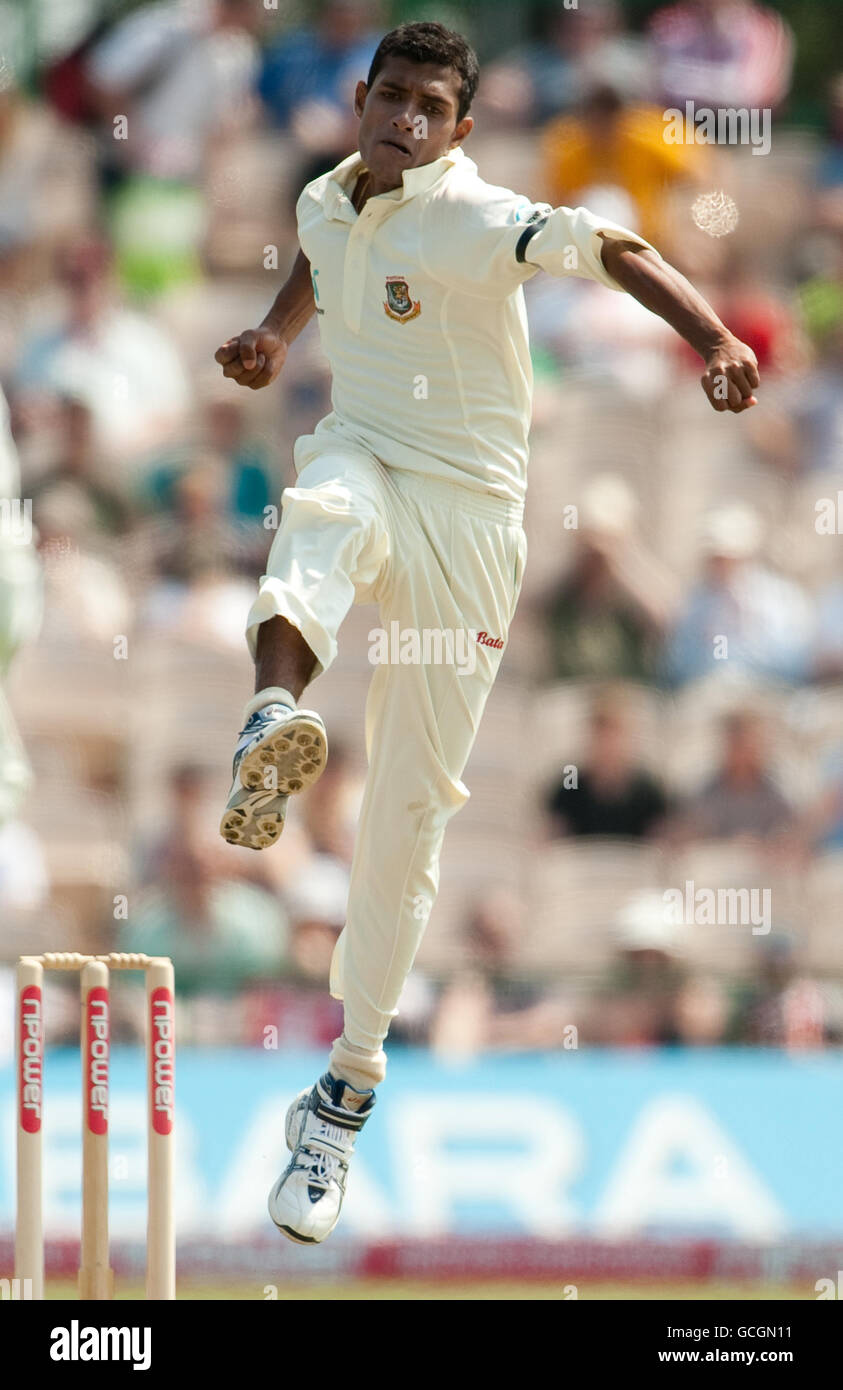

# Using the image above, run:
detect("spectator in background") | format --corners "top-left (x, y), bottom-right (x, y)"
top-left (790, 329), bottom-right (843, 477)
top-left (545, 685), bottom-right (669, 840)
top-left (82, 0), bottom-right (262, 294)
top-left (540, 473), bottom-right (678, 683)
top-left (744, 259), bottom-right (841, 480)
top-left (786, 239), bottom-right (843, 475)
top-left (706, 253), bottom-right (801, 377)
top-left (0, 68), bottom-right (93, 286)
top-left (674, 707), bottom-right (795, 843)
top-left (431, 888), bottom-right (575, 1058)
top-left (480, 0), bottom-right (650, 127)
top-left (145, 457), bottom-right (244, 581)
top-left (85, 0), bottom-right (262, 183)
top-left (584, 892), bottom-right (731, 1048)
top-left (205, 396), bottom-right (274, 523)
top-left (127, 762), bottom-right (287, 993)
top-left (284, 852), bottom-right (349, 984)
top-left (240, 853), bottom-right (348, 1050)
top-left (137, 458), bottom-right (258, 649)
top-left (35, 487), bottom-right (131, 645)
top-left (672, 260), bottom-right (805, 487)
top-left (731, 937), bottom-right (828, 1049)
top-left (259, 0), bottom-right (379, 162)
top-left (30, 397), bottom-right (132, 537)
top-left (386, 965), bottom-right (438, 1049)
top-left (140, 763), bottom-right (214, 882)
top-left (15, 236), bottom-right (191, 464)
top-left (541, 83), bottom-right (704, 245)
top-left (674, 972), bottom-right (732, 1046)
top-left (580, 892), bottom-right (698, 1047)
top-left (664, 502), bottom-right (814, 686)
top-left (648, 0), bottom-right (794, 111)
top-left (145, 393), bottom-right (276, 525)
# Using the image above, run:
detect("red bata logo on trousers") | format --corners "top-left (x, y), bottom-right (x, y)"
top-left (476, 631), bottom-right (504, 650)
top-left (19, 987), bottom-right (42, 1132)
top-left (85, 987), bottom-right (109, 1135)
top-left (150, 988), bottom-right (174, 1134)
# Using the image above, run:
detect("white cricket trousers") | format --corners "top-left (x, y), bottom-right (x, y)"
top-left (246, 420), bottom-right (527, 1088)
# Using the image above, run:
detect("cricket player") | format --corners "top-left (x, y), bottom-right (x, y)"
top-left (214, 22), bottom-right (760, 1244)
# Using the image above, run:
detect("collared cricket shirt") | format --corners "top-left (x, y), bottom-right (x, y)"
top-left (296, 145), bottom-right (658, 508)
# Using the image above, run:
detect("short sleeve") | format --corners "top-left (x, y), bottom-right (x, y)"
top-left (522, 204), bottom-right (661, 291)
top-left (429, 179), bottom-right (661, 298)
top-left (423, 184), bottom-right (554, 298)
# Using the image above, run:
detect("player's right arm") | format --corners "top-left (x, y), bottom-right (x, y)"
top-left (214, 248), bottom-right (317, 390)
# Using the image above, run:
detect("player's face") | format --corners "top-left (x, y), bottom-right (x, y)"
top-left (354, 57), bottom-right (473, 192)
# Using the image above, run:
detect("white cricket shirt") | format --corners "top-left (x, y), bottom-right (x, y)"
top-left (296, 145), bottom-right (658, 507)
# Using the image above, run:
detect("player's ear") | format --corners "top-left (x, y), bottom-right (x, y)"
top-left (449, 115), bottom-right (473, 148)
top-left (353, 81), bottom-right (368, 118)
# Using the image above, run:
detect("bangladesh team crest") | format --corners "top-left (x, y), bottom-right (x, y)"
top-left (383, 275), bottom-right (421, 323)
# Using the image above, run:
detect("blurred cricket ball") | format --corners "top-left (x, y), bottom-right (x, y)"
top-left (691, 191), bottom-right (739, 238)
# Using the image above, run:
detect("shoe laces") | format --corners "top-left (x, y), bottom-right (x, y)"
top-left (301, 1146), bottom-right (341, 1191)
top-left (233, 705), bottom-right (289, 776)
top-left (296, 1119), bottom-right (353, 1190)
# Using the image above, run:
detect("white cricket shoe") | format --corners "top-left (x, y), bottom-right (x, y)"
top-left (268, 1072), bottom-right (376, 1244)
top-left (219, 702), bottom-right (327, 850)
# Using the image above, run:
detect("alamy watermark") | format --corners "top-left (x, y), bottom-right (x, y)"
top-left (663, 880), bottom-right (771, 935)
top-left (664, 102), bottom-right (772, 156)
top-left (368, 622), bottom-right (507, 677)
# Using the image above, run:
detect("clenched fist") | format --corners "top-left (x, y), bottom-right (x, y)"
top-left (700, 336), bottom-right (760, 414)
top-left (214, 327), bottom-right (287, 390)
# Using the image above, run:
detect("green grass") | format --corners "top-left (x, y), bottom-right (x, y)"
top-left (42, 1280), bottom-right (811, 1301)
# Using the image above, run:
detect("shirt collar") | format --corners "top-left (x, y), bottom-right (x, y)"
top-left (316, 145), bottom-right (469, 220)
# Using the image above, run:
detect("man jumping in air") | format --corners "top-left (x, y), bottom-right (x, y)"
top-left (214, 22), bottom-right (759, 1245)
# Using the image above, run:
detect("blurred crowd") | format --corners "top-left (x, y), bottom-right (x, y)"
top-left (0, 0), bottom-right (841, 1057)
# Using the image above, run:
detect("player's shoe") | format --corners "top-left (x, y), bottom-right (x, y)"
top-left (219, 702), bottom-right (327, 850)
top-left (267, 1072), bottom-right (376, 1244)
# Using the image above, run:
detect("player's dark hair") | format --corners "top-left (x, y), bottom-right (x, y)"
top-left (366, 22), bottom-right (479, 122)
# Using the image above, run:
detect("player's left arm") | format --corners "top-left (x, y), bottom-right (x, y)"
top-left (599, 238), bottom-right (760, 414)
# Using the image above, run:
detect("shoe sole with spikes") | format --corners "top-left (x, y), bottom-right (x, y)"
top-left (219, 783), bottom-right (290, 850)
top-left (219, 709), bottom-right (328, 851)
top-left (238, 709), bottom-right (328, 796)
